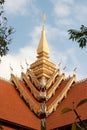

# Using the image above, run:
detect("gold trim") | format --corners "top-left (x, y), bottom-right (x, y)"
top-left (46, 69), bottom-right (60, 89)
top-left (47, 73), bottom-right (65, 101)
top-left (47, 75), bottom-right (76, 116)
top-left (11, 74), bottom-right (40, 115)
top-left (21, 72), bottom-right (40, 100)
top-left (26, 69), bottom-right (41, 89)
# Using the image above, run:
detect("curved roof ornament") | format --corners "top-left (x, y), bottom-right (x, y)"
top-left (9, 64), bottom-right (13, 73)
top-left (73, 67), bottom-right (77, 75)
top-left (25, 59), bottom-right (29, 69)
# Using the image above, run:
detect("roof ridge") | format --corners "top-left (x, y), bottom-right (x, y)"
top-left (75, 78), bottom-right (87, 84)
top-left (0, 76), bottom-right (12, 84)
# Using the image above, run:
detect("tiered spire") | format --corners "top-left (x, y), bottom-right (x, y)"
top-left (37, 25), bottom-right (49, 58)
top-left (30, 20), bottom-right (56, 79)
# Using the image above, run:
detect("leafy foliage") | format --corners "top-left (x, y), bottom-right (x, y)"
top-left (61, 99), bottom-right (87, 130)
top-left (71, 122), bottom-right (76, 130)
top-left (61, 107), bottom-right (72, 114)
top-left (76, 99), bottom-right (87, 108)
top-left (0, 0), bottom-right (13, 58)
top-left (0, 0), bottom-right (5, 5)
top-left (68, 25), bottom-right (87, 48)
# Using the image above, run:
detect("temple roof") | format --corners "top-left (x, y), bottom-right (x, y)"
top-left (46, 79), bottom-right (87, 129)
top-left (0, 78), bottom-right (40, 130)
top-left (0, 20), bottom-right (87, 130)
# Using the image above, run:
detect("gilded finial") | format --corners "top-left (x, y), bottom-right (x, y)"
top-left (42, 13), bottom-right (46, 27)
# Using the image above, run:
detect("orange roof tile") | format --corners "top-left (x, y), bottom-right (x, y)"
top-left (46, 79), bottom-right (69, 107)
top-left (2, 126), bottom-right (15, 130)
top-left (0, 79), bottom-right (40, 130)
top-left (46, 79), bottom-right (87, 130)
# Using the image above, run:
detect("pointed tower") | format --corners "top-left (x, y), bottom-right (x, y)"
top-left (37, 25), bottom-right (49, 57)
top-left (30, 25), bottom-right (56, 79)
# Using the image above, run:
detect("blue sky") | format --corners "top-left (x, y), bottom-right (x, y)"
top-left (0, 0), bottom-right (87, 80)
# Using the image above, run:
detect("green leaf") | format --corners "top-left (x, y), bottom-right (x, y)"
top-left (61, 107), bottom-right (72, 114)
top-left (76, 99), bottom-right (87, 108)
top-left (71, 123), bottom-right (76, 130)
top-left (68, 25), bottom-right (87, 48)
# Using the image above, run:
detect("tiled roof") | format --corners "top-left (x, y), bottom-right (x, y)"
top-left (46, 79), bottom-right (87, 130)
top-left (46, 79), bottom-right (69, 107)
top-left (0, 79), bottom-right (40, 130)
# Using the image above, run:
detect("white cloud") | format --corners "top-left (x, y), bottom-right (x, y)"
top-left (4, 0), bottom-right (32, 15)
top-left (58, 18), bottom-right (73, 25)
top-left (51, 0), bottom-right (74, 17)
top-left (51, 0), bottom-right (74, 5)
top-left (74, 4), bottom-right (87, 23)
top-left (54, 4), bottom-right (70, 17)
top-left (29, 26), bottom-right (41, 45)
top-left (0, 45), bottom-right (36, 79)
top-left (45, 24), bottom-right (67, 42)
top-left (51, 0), bottom-right (87, 26)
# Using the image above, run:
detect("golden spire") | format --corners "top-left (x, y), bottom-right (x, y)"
top-left (37, 13), bottom-right (49, 55)
top-left (30, 14), bottom-right (56, 79)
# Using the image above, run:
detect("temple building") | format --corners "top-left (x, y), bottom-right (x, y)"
top-left (0, 22), bottom-right (87, 130)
